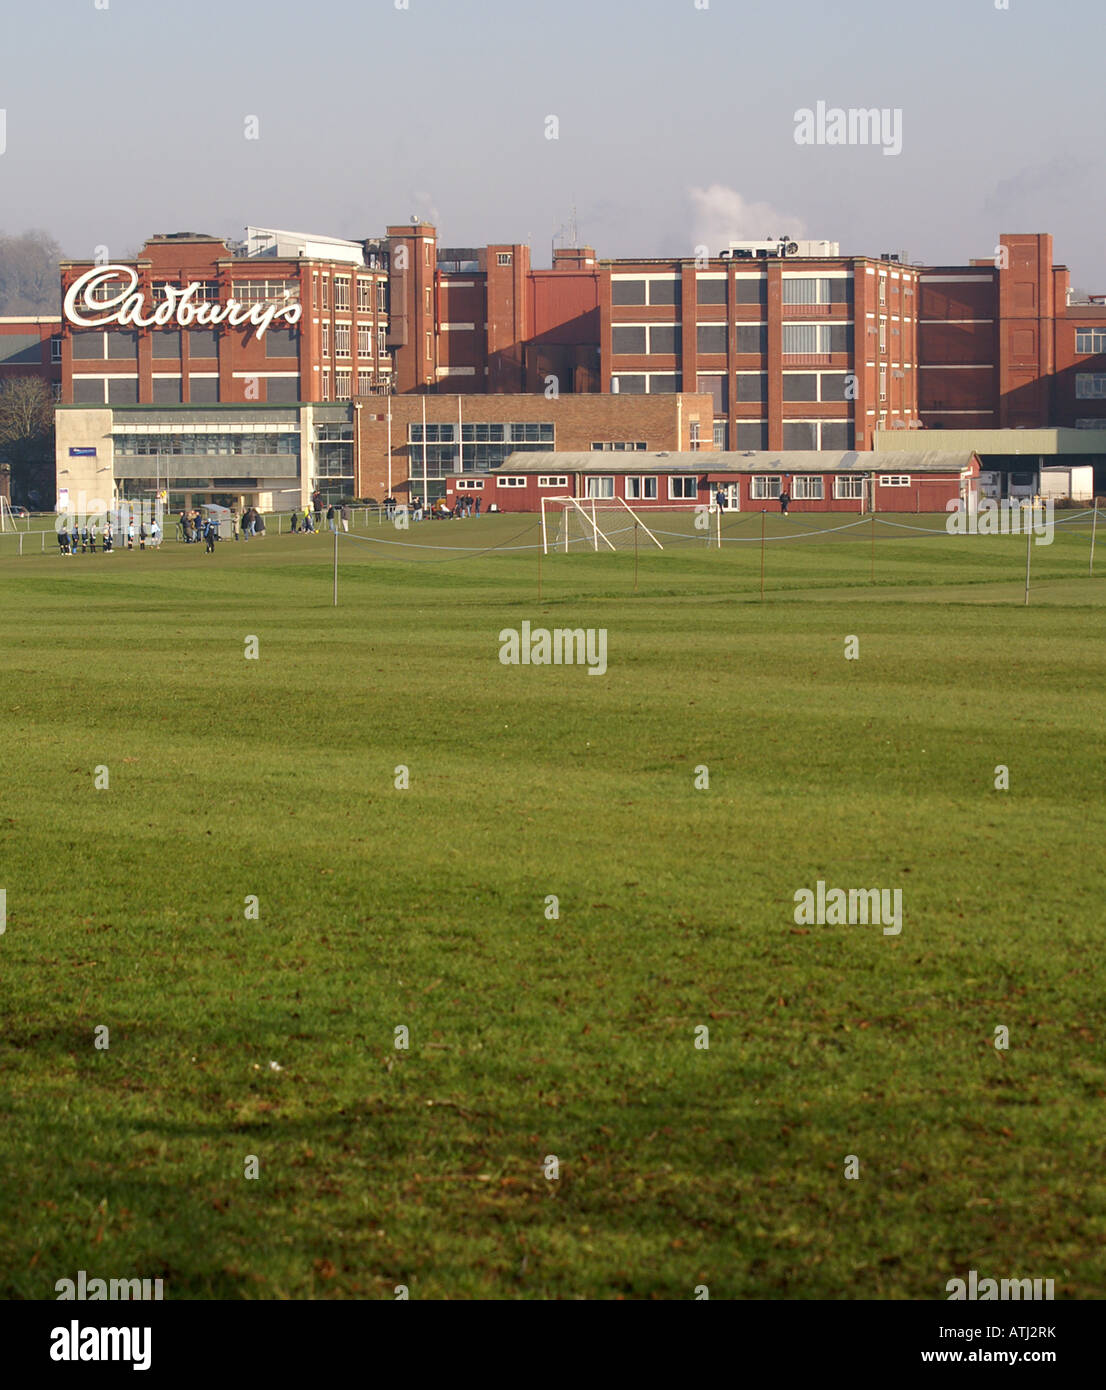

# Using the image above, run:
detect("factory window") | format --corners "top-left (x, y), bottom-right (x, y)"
top-left (586, 476), bottom-right (615, 498)
top-left (612, 280), bottom-right (647, 306)
top-left (782, 277), bottom-right (851, 305)
top-left (735, 278), bottom-right (767, 305)
top-left (669, 476), bottom-right (698, 500)
top-left (358, 326), bottom-right (372, 356)
top-left (357, 278), bottom-right (372, 312)
top-left (879, 475), bottom-right (911, 486)
top-left (322, 369), bottom-right (331, 401)
top-left (377, 281), bottom-right (388, 312)
top-left (537, 476), bottom-right (568, 488)
top-left (793, 475), bottom-right (824, 500)
top-left (322, 278), bottom-right (330, 309)
top-left (232, 279), bottom-right (299, 304)
top-left (591, 441), bottom-right (647, 451)
top-left (51, 337), bottom-right (62, 363)
top-left (322, 323), bottom-right (330, 356)
top-left (697, 277), bottom-right (727, 305)
top-left (1075, 373), bottom-right (1106, 398)
top-left (612, 326), bottom-right (647, 355)
top-left (697, 325), bottom-right (727, 355)
top-left (625, 475), bottom-right (658, 500)
top-left (751, 475), bottom-right (782, 500)
top-left (357, 372), bottom-right (374, 394)
top-left (647, 278), bottom-right (680, 306)
top-left (335, 371), bottom-right (351, 399)
top-left (455, 479), bottom-right (485, 490)
top-left (378, 326), bottom-right (388, 357)
top-left (497, 252), bottom-right (513, 267)
top-left (334, 277), bottom-right (350, 311)
top-left (880, 366), bottom-right (887, 401)
top-left (335, 324), bottom-right (351, 358)
top-left (782, 374), bottom-right (818, 402)
top-left (87, 277), bottom-right (129, 303)
top-left (736, 325), bottom-right (767, 354)
top-left (781, 324), bottom-right (852, 354)
top-left (834, 475), bottom-right (865, 499)
top-left (648, 325), bottom-right (680, 355)
top-left (497, 475), bottom-right (526, 487)
top-left (1076, 329), bottom-right (1106, 353)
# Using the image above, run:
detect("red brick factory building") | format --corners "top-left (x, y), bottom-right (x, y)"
top-left (0, 222), bottom-right (1103, 511)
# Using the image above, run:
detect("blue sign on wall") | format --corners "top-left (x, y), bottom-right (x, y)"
top-left (68, 447), bottom-right (97, 457)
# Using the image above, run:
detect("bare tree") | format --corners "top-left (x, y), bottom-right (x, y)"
top-left (0, 229), bottom-right (63, 314)
top-left (0, 377), bottom-right (55, 506)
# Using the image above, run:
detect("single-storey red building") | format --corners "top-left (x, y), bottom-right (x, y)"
top-left (444, 450), bottom-right (981, 514)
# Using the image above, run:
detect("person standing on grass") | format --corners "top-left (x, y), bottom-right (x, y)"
top-left (103, 523), bottom-right (113, 553)
top-left (475, 497), bottom-right (481, 517)
top-left (126, 521), bottom-right (135, 549)
top-left (290, 509), bottom-right (299, 533)
top-left (340, 503), bottom-right (349, 533)
top-left (204, 518), bottom-right (217, 553)
top-left (70, 522), bottom-right (80, 554)
top-left (326, 504), bottom-right (336, 533)
top-left (779, 487), bottom-right (790, 517)
top-left (57, 527), bottom-right (69, 555)
top-left (231, 509), bottom-right (239, 541)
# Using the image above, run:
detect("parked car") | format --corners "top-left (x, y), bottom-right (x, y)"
top-left (8, 505), bottom-right (29, 517)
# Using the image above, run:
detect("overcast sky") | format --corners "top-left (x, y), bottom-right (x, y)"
top-left (2, 0), bottom-right (1103, 284)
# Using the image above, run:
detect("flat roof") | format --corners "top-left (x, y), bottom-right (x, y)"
top-left (496, 450), bottom-right (977, 475)
top-left (875, 428), bottom-right (1106, 455)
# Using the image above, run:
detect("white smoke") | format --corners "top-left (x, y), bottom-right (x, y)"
top-left (689, 185), bottom-right (806, 255)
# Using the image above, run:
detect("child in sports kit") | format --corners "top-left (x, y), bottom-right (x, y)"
top-left (70, 524), bottom-right (81, 554)
top-left (80, 526), bottom-right (90, 553)
top-left (88, 522), bottom-right (97, 553)
top-left (57, 527), bottom-right (69, 555)
top-left (103, 525), bottom-right (114, 553)
top-left (127, 522), bottom-right (135, 549)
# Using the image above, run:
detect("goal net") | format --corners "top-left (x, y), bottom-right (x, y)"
top-left (541, 497), bottom-right (720, 553)
top-left (542, 496), bottom-right (677, 553)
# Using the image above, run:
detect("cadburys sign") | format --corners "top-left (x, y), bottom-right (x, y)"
top-left (63, 265), bottom-right (302, 341)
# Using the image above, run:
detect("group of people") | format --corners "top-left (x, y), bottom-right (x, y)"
top-left (713, 486), bottom-right (791, 515)
top-left (178, 509), bottom-right (211, 543)
top-left (445, 495), bottom-right (481, 518)
top-left (56, 519), bottom-right (160, 553)
top-left (290, 502), bottom-right (349, 534)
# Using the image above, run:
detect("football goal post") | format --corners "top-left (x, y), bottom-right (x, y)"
top-left (541, 496), bottom-right (667, 554)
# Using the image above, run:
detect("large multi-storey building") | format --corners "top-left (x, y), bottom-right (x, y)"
top-left (1, 220), bottom-right (1102, 511)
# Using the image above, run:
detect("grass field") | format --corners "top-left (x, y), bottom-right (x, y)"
top-left (1, 512), bottom-right (1103, 1299)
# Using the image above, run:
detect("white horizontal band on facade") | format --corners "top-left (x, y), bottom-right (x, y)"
top-left (440, 323), bottom-right (475, 332)
top-left (918, 364), bottom-right (994, 370)
top-left (920, 319), bottom-right (994, 324)
top-left (781, 270), bottom-right (850, 279)
top-left (436, 366), bottom-right (476, 376)
top-left (920, 275), bottom-right (992, 283)
top-left (611, 273), bottom-right (679, 281)
top-left (111, 422), bottom-right (300, 434)
top-left (230, 371), bottom-right (300, 378)
top-left (443, 280), bottom-right (476, 288)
